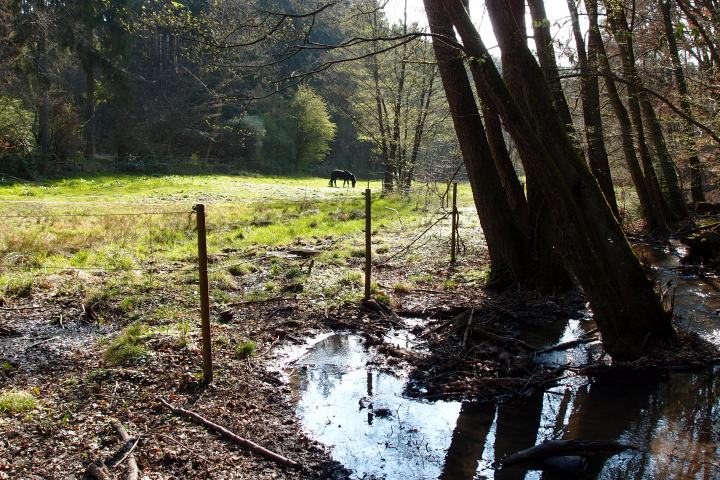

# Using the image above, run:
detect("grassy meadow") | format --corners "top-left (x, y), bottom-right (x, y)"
top-left (0, 174), bottom-right (480, 338)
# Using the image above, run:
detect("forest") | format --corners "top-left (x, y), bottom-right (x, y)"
top-left (1, 0), bottom-right (720, 479)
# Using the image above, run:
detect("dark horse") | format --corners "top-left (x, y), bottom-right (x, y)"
top-left (329, 169), bottom-right (357, 188)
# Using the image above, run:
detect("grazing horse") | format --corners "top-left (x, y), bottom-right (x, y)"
top-left (329, 169), bottom-right (357, 188)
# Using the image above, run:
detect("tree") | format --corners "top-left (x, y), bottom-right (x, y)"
top-left (566, 0), bottom-right (619, 218)
top-left (423, 0), bottom-right (530, 285)
top-left (661, 0), bottom-right (705, 203)
top-left (289, 85), bottom-right (336, 171)
top-left (431, 0), bottom-right (676, 359)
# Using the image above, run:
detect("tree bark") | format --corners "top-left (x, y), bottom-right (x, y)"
top-left (424, 0), bottom-right (530, 285)
top-left (662, 0), bottom-right (705, 204)
top-left (567, 0), bottom-right (619, 219)
top-left (441, 0), bottom-right (676, 359)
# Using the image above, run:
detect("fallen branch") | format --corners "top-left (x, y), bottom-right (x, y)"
top-left (502, 439), bottom-right (639, 468)
top-left (535, 335), bottom-right (600, 355)
top-left (158, 397), bottom-right (302, 469)
top-left (112, 420), bottom-right (140, 480)
top-left (472, 326), bottom-right (538, 352)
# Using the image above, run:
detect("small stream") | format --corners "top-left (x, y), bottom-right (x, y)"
top-left (282, 243), bottom-right (720, 479)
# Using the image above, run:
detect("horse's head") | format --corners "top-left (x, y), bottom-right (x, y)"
top-left (351, 174), bottom-right (356, 188)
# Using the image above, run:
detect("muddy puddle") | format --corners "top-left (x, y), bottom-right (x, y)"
top-left (279, 243), bottom-right (720, 479)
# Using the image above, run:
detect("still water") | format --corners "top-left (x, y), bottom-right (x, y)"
top-left (285, 244), bottom-right (720, 479)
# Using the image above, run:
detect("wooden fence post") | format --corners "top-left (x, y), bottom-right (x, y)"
top-left (451, 182), bottom-right (458, 264)
top-left (193, 204), bottom-right (213, 383)
top-left (364, 189), bottom-right (372, 301)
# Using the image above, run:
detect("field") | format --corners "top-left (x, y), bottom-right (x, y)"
top-left (0, 174), bottom-right (487, 478)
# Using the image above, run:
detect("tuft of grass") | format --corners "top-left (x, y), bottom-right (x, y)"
top-left (235, 340), bottom-right (257, 358)
top-left (227, 263), bottom-right (257, 277)
top-left (338, 271), bottom-right (363, 287)
top-left (0, 273), bottom-right (35, 298)
top-left (392, 282), bottom-right (413, 293)
top-left (103, 323), bottom-right (150, 366)
top-left (0, 389), bottom-right (37, 415)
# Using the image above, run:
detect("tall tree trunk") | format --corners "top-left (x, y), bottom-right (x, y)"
top-left (441, 0), bottom-right (676, 359)
top-left (424, 0), bottom-right (530, 285)
top-left (605, 2), bottom-right (672, 231)
top-left (83, 56), bottom-right (95, 160)
top-left (605, 2), bottom-right (686, 222)
top-left (591, 4), bottom-right (663, 231)
top-left (36, 15), bottom-right (50, 155)
top-left (478, 92), bottom-right (528, 229)
top-left (662, 0), bottom-right (705, 204)
top-left (638, 91), bottom-right (689, 219)
top-left (491, 0), bottom-right (572, 291)
top-left (527, 0), bottom-right (573, 128)
top-left (567, 0), bottom-right (619, 219)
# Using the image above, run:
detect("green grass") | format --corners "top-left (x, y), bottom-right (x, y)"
top-left (0, 389), bottom-right (37, 415)
top-left (235, 340), bottom-right (257, 358)
top-left (103, 323), bottom-right (151, 366)
top-left (0, 174), bottom-right (474, 328)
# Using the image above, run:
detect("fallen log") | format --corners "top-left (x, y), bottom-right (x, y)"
top-left (502, 439), bottom-right (638, 468)
top-left (158, 397), bottom-right (302, 469)
top-left (112, 420), bottom-right (140, 480)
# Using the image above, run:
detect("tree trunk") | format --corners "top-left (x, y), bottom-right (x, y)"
top-left (605, 2), bottom-right (672, 231)
top-left (527, 0), bottom-right (573, 128)
top-left (567, 0), bottom-right (619, 219)
top-left (662, 0), bottom-right (705, 204)
top-left (441, 0), bottom-right (676, 359)
top-left (591, 5), bottom-right (661, 231)
top-left (489, 0), bottom-right (572, 291)
top-left (83, 56), bottom-right (95, 160)
top-left (424, 0), bottom-right (530, 285)
top-left (36, 17), bottom-right (50, 155)
top-left (478, 93), bottom-right (528, 229)
top-left (638, 91), bottom-right (689, 219)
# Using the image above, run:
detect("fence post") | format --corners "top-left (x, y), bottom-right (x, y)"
top-left (451, 182), bottom-right (458, 264)
top-left (193, 204), bottom-right (213, 383)
top-left (364, 189), bottom-right (372, 301)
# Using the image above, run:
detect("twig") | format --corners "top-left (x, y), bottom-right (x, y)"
top-left (462, 309), bottom-right (474, 348)
top-left (158, 397), bottom-right (302, 469)
top-left (25, 336), bottom-right (58, 351)
top-left (0, 305), bottom-right (42, 311)
top-left (535, 334), bottom-right (600, 355)
top-left (377, 214), bottom-right (449, 266)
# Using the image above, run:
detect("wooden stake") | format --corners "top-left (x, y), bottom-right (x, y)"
top-left (194, 204), bottom-right (213, 383)
top-left (364, 189), bottom-right (372, 301)
top-left (451, 182), bottom-right (458, 264)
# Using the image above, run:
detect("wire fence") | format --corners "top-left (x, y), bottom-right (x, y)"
top-left (0, 179), bottom-right (476, 379)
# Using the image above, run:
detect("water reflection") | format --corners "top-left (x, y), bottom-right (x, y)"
top-left (288, 242), bottom-right (720, 479)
